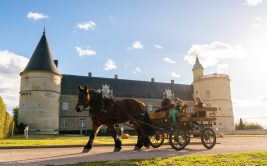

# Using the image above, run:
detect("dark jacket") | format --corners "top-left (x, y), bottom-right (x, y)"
top-left (161, 98), bottom-right (172, 111)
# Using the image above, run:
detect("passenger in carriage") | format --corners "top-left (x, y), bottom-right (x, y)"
top-left (192, 97), bottom-right (206, 118)
top-left (195, 97), bottom-right (204, 108)
top-left (168, 98), bottom-right (185, 123)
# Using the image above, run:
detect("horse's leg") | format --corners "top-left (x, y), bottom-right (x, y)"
top-left (143, 135), bottom-right (150, 149)
top-left (107, 124), bottom-right (122, 152)
top-left (132, 123), bottom-right (143, 151)
top-left (83, 121), bottom-right (101, 153)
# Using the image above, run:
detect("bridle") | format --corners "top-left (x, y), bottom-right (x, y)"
top-left (77, 89), bottom-right (91, 110)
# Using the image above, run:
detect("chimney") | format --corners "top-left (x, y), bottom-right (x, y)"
top-left (54, 60), bottom-right (58, 67)
top-left (114, 75), bottom-right (118, 79)
top-left (151, 78), bottom-right (155, 83)
top-left (171, 80), bottom-right (174, 84)
top-left (88, 72), bottom-right (92, 78)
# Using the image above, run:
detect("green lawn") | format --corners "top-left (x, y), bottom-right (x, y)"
top-left (58, 152), bottom-right (267, 166)
top-left (0, 134), bottom-right (137, 147)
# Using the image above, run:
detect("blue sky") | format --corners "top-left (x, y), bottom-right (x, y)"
top-left (0, 0), bottom-right (267, 128)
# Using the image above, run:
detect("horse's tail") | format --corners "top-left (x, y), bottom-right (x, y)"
top-left (143, 111), bottom-right (154, 136)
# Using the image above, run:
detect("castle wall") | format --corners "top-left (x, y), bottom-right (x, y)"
top-left (193, 74), bottom-right (235, 131)
top-left (18, 72), bottom-right (61, 134)
top-left (59, 95), bottom-right (92, 131)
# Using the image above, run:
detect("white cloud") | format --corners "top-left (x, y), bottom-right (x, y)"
top-left (103, 58), bottom-right (117, 71)
top-left (75, 47), bottom-right (96, 56)
top-left (132, 67), bottom-right (142, 74)
top-left (170, 72), bottom-right (180, 78)
top-left (250, 23), bottom-right (260, 28)
top-left (184, 41), bottom-right (247, 67)
top-left (27, 12), bottom-right (48, 21)
top-left (154, 44), bottom-right (163, 49)
top-left (253, 17), bottom-right (263, 21)
top-left (76, 21), bottom-right (96, 31)
top-left (0, 50), bottom-right (29, 112)
top-left (163, 57), bottom-right (176, 64)
top-left (129, 41), bottom-right (144, 50)
top-left (233, 96), bottom-right (267, 107)
top-left (245, 0), bottom-right (263, 6)
top-left (250, 17), bottom-right (262, 28)
top-left (216, 63), bottom-right (229, 73)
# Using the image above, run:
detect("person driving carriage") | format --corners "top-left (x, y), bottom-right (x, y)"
top-left (156, 92), bottom-right (173, 112)
top-left (161, 92), bottom-right (172, 111)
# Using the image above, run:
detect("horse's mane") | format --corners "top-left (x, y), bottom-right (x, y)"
top-left (89, 89), bottom-right (104, 108)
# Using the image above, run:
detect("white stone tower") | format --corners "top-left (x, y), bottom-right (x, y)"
top-left (18, 30), bottom-right (62, 134)
top-left (192, 57), bottom-right (235, 132)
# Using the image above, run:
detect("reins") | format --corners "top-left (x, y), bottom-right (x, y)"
top-left (111, 98), bottom-right (164, 132)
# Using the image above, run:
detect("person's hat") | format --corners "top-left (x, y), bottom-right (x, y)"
top-left (174, 98), bottom-right (181, 103)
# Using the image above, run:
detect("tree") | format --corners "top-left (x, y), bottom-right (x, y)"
top-left (12, 107), bottom-right (19, 126)
top-left (239, 118), bottom-right (245, 130)
top-left (0, 96), bottom-right (6, 113)
top-left (235, 118), bottom-right (264, 130)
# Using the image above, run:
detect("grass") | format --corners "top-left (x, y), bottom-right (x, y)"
top-left (225, 134), bottom-right (267, 137)
top-left (0, 134), bottom-right (137, 147)
top-left (56, 152), bottom-right (267, 166)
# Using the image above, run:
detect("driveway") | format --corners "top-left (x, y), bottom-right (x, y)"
top-left (0, 136), bottom-right (266, 166)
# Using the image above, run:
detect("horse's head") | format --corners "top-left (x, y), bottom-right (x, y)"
top-left (75, 85), bottom-right (90, 112)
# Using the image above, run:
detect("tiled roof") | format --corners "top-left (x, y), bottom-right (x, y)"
top-left (61, 74), bottom-right (194, 100)
top-left (21, 32), bottom-right (60, 75)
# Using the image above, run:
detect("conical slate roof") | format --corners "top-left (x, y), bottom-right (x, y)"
top-left (193, 56), bottom-right (203, 70)
top-left (21, 31), bottom-right (60, 75)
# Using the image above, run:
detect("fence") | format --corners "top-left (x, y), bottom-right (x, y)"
top-left (0, 106), bottom-right (14, 139)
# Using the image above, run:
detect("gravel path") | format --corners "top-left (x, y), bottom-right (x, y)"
top-left (0, 136), bottom-right (266, 166)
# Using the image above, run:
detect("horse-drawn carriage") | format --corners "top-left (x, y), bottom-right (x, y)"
top-left (76, 85), bottom-right (217, 153)
top-left (148, 106), bottom-right (217, 150)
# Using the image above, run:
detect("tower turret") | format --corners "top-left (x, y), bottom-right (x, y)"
top-left (192, 56), bottom-right (204, 81)
top-left (18, 31), bottom-right (62, 134)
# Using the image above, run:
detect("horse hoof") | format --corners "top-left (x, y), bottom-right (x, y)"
top-left (113, 147), bottom-right (121, 152)
top-left (145, 145), bottom-right (150, 149)
top-left (134, 146), bottom-right (141, 151)
top-left (82, 148), bottom-right (91, 153)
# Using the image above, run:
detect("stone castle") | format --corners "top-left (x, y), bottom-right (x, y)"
top-left (18, 31), bottom-right (235, 134)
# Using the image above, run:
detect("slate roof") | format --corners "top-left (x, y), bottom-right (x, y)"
top-left (21, 31), bottom-right (60, 75)
top-left (193, 57), bottom-right (203, 70)
top-left (61, 74), bottom-right (194, 100)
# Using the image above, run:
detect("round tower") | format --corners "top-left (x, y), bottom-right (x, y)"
top-left (192, 57), bottom-right (234, 132)
top-left (18, 30), bottom-right (62, 134)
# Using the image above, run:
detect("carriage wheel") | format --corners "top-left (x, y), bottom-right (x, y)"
top-left (201, 128), bottom-right (216, 149)
top-left (185, 131), bottom-right (191, 146)
top-left (169, 129), bottom-right (187, 151)
top-left (149, 131), bottom-right (164, 148)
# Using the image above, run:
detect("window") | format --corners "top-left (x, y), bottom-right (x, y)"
top-left (147, 105), bottom-right (153, 112)
top-left (196, 91), bottom-right (198, 94)
top-left (218, 107), bottom-right (221, 111)
top-left (80, 119), bottom-right (85, 128)
top-left (62, 102), bottom-right (69, 111)
top-left (62, 119), bottom-right (67, 128)
top-left (205, 90), bottom-right (210, 98)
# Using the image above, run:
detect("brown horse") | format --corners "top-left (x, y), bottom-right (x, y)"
top-left (75, 85), bottom-right (153, 152)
